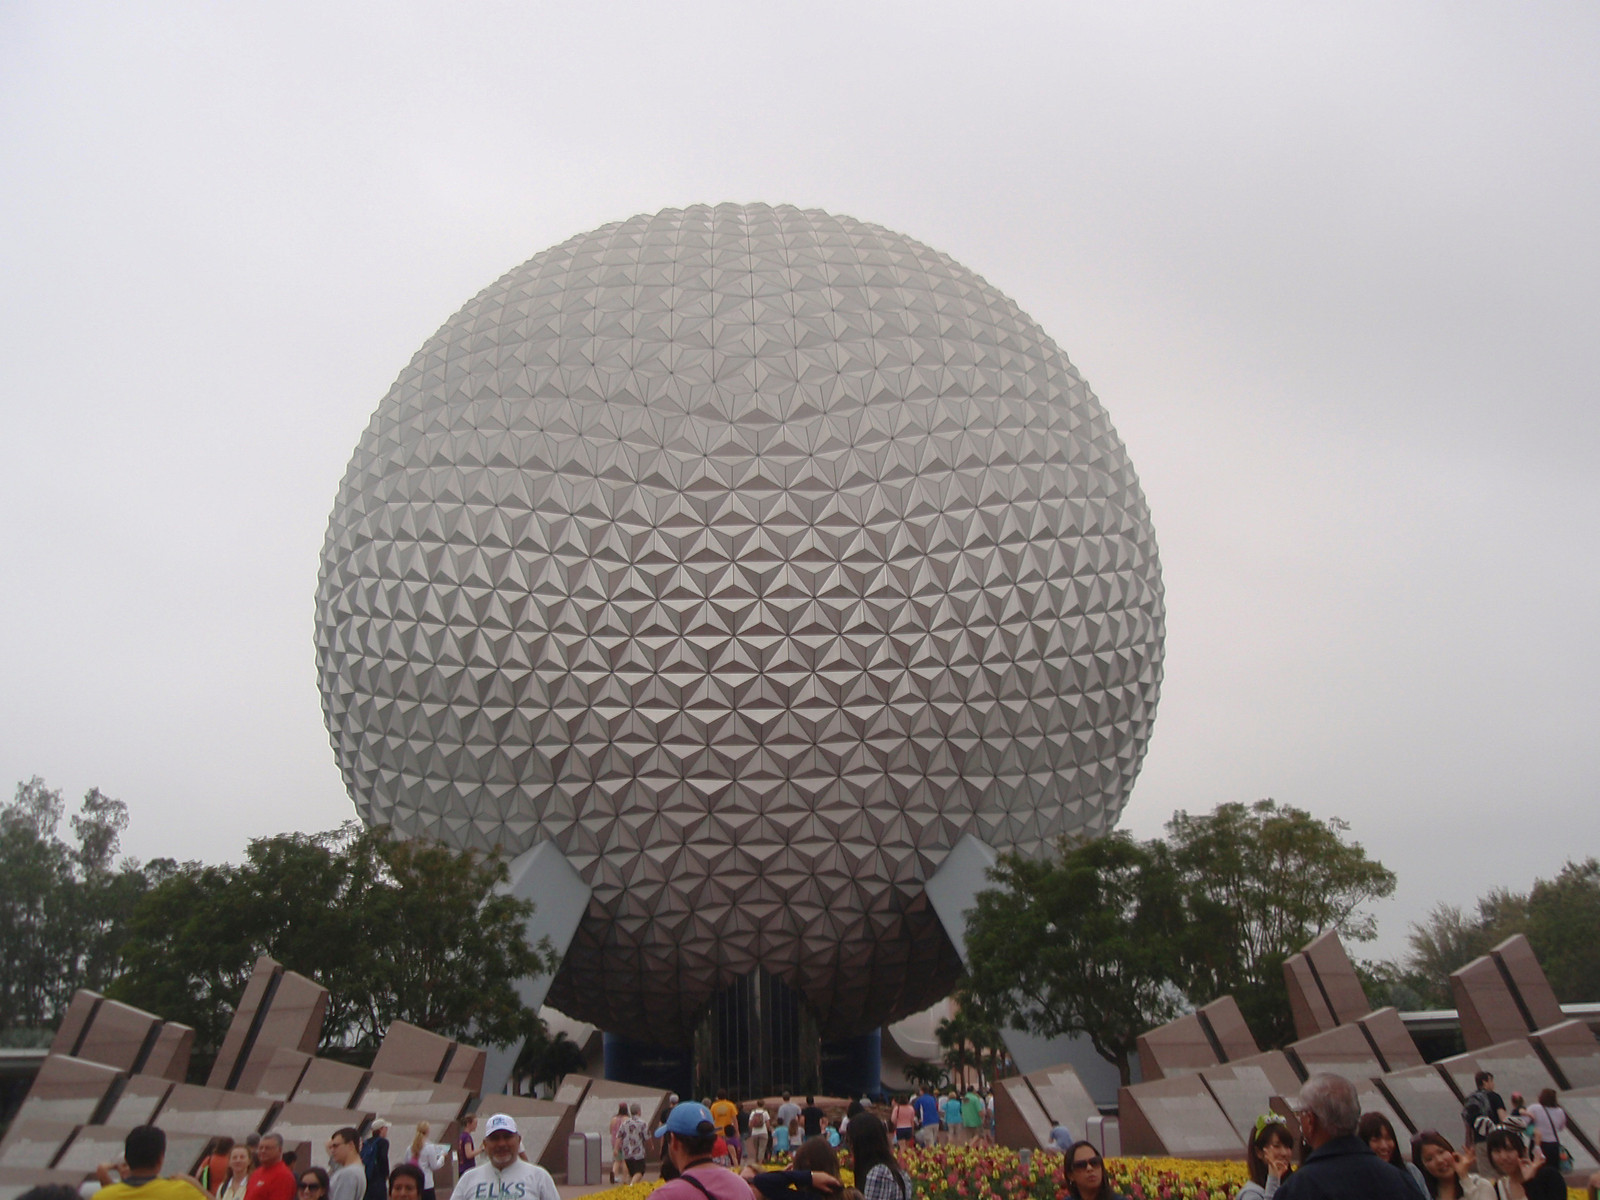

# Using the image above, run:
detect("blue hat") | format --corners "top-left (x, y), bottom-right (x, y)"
top-left (655, 1101), bottom-right (716, 1139)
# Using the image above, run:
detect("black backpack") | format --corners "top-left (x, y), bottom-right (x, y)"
top-left (1462, 1089), bottom-right (1495, 1136)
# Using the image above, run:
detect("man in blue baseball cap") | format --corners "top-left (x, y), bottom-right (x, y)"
top-left (652, 1102), bottom-right (756, 1200)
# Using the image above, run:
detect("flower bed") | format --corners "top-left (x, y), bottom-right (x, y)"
top-left (577, 1145), bottom-right (1591, 1200)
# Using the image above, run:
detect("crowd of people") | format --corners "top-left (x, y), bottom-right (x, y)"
top-left (1227, 1072), bottom-right (1573, 1200)
top-left (22, 1069), bottom-right (1596, 1200)
top-left (61, 1112), bottom-right (496, 1200)
top-left (627, 1084), bottom-right (997, 1177)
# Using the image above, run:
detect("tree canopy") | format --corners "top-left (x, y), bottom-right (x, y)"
top-left (0, 778), bottom-right (158, 1040)
top-left (962, 799), bottom-right (1396, 1065)
top-left (1166, 799), bottom-right (1396, 1046)
top-left (109, 822), bottom-right (554, 1076)
top-left (1394, 858), bottom-right (1600, 1007)
top-left (963, 832), bottom-right (1186, 1083)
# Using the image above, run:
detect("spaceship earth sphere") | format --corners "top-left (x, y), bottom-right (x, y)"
top-left (315, 203), bottom-right (1165, 1045)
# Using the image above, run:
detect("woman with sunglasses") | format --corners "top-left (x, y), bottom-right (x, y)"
top-left (1412, 1130), bottom-right (1492, 1199)
top-left (1064, 1141), bottom-right (1127, 1200)
top-left (1238, 1115), bottom-right (1296, 1200)
top-left (297, 1167), bottom-right (330, 1200)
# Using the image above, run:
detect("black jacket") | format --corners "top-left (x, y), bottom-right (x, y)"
top-left (1277, 1136), bottom-right (1419, 1200)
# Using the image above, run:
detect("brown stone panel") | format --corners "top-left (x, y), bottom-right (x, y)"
top-left (209, 957), bottom-right (279, 1090)
top-left (553, 1076), bottom-right (592, 1107)
top-left (1136, 1012), bottom-right (1219, 1081)
top-left (440, 1044), bottom-right (487, 1093)
top-left (1025, 1065), bottom-right (1100, 1149)
top-left (1491, 936), bottom-right (1565, 1031)
top-left (371, 1021), bottom-right (454, 1081)
top-left (74, 999), bottom-right (161, 1073)
top-left (12, 1054), bottom-right (123, 1126)
top-left (488, 1097), bottom-right (579, 1174)
top-left (141, 1022), bottom-right (195, 1083)
top-left (358, 1071), bottom-right (468, 1116)
top-left (1116, 1075), bottom-right (1242, 1159)
top-left (1302, 931), bottom-right (1371, 1025)
top-left (568, 1080), bottom-right (670, 1167)
top-left (1199, 997), bottom-right (1259, 1062)
top-left (1436, 1041), bottom-right (1561, 1114)
top-left (1450, 955), bottom-right (1524, 1051)
top-left (1550, 1085), bottom-right (1600, 1172)
top-left (1198, 1051), bottom-right (1303, 1142)
top-left (1288, 1023), bottom-right (1384, 1082)
top-left (51, 1124), bottom-right (204, 1177)
top-left (155, 1082), bottom-right (275, 1140)
top-left (253, 1046), bottom-right (314, 1100)
top-left (1376, 1065), bottom-right (1466, 1140)
top-left (238, 968), bottom-right (329, 1093)
top-left (994, 1076), bottom-right (1053, 1150)
top-left (49, 991), bottom-right (102, 1057)
top-left (294, 1057), bottom-right (369, 1109)
top-left (1283, 954), bottom-right (1336, 1041)
top-left (0, 1166), bottom-right (88, 1190)
top-left (0, 1119), bottom-right (80, 1170)
top-left (102, 1075), bottom-right (174, 1127)
top-left (1531, 1019), bottom-right (1600, 1089)
top-left (1357, 1008), bottom-right (1424, 1072)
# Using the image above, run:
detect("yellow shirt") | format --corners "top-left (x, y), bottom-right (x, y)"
top-left (710, 1100), bottom-right (738, 1133)
top-left (97, 1180), bottom-right (208, 1200)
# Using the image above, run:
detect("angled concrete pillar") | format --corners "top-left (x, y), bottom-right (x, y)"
top-left (480, 840), bottom-right (592, 1095)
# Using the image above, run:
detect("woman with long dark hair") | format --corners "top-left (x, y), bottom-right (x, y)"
top-left (1360, 1112), bottom-right (1425, 1196)
top-left (1411, 1131), bottom-right (1491, 1200)
top-left (1062, 1140), bottom-right (1127, 1200)
top-left (843, 1112), bottom-right (913, 1200)
top-left (1484, 1127), bottom-right (1564, 1200)
top-left (1237, 1117), bottom-right (1295, 1200)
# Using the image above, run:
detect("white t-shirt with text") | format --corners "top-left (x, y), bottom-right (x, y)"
top-left (450, 1159), bottom-right (560, 1200)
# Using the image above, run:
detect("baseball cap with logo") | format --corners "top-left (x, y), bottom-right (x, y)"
top-left (654, 1101), bottom-right (716, 1139)
top-left (484, 1114), bottom-right (520, 1137)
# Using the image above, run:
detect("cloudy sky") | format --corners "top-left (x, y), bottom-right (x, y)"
top-left (3, 1), bottom-right (1595, 962)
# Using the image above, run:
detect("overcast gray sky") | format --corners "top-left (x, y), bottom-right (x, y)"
top-left (3, 1), bottom-right (1595, 963)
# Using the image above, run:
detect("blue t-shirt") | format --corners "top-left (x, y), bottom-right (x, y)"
top-left (914, 1094), bottom-right (940, 1127)
top-left (941, 1098), bottom-right (961, 1126)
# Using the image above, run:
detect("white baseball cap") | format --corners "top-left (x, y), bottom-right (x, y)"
top-left (484, 1114), bottom-right (519, 1137)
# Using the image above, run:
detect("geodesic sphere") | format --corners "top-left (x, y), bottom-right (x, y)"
top-left (315, 203), bottom-right (1164, 1045)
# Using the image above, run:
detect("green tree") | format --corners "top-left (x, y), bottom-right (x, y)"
top-left (110, 823), bottom-right (554, 1078)
top-left (1398, 885), bottom-right (1535, 1007)
top-left (1519, 860), bottom-right (1600, 1003)
top-left (512, 1028), bottom-right (589, 1096)
top-left (900, 1059), bottom-right (947, 1094)
top-left (1167, 799), bottom-right (1396, 1047)
top-left (963, 832), bottom-right (1186, 1085)
top-left (0, 778), bottom-right (152, 1036)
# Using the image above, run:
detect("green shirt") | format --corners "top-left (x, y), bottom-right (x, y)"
top-left (960, 1093), bottom-right (981, 1127)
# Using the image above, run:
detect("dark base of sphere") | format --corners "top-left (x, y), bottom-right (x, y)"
top-left (604, 1022), bottom-right (882, 1102)
top-left (545, 908), bottom-right (966, 1047)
